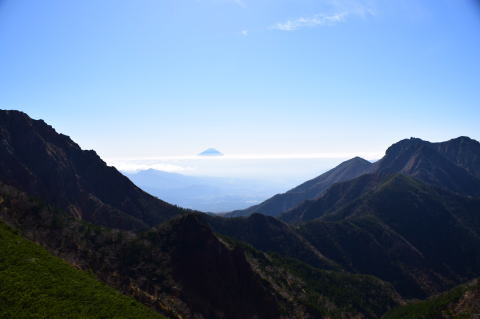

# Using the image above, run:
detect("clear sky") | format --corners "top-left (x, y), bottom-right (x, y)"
top-left (0, 0), bottom-right (479, 160)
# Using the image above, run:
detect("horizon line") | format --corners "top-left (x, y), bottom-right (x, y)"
top-left (106, 152), bottom-right (384, 162)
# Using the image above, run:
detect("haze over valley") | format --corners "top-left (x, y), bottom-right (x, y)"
top-left (117, 153), bottom-right (383, 212)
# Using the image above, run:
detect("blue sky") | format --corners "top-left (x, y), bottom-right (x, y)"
top-left (0, 0), bottom-right (479, 160)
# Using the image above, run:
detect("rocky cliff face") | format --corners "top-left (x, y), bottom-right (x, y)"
top-left (0, 110), bottom-right (183, 230)
top-left (371, 137), bottom-right (480, 196)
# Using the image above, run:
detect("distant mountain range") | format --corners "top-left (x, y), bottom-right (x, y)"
top-left (1, 109), bottom-right (480, 319)
top-left (227, 156), bottom-right (372, 217)
top-left (227, 136), bottom-right (480, 219)
top-left (198, 148), bottom-right (223, 156)
top-left (280, 136), bottom-right (480, 224)
top-left (123, 169), bottom-right (285, 212)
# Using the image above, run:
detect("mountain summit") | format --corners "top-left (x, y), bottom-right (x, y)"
top-left (198, 148), bottom-right (223, 156)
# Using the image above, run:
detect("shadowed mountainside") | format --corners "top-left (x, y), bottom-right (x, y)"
top-left (0, 110), bottom-right (184, 230)
top-left (0, 181), bottom-right (401, 319)
top-left (212, 173), bottom-right (480, 299)
top-left (385, 279), bottom-right (480, 319)
top-left (208, 138), bottom-right (480, 300)
top-left (199, 212), bottom-right (338, 270)
top-left (281, 137), bottom-right (480, 224)
top-left (296, 175), bottom-right (480, 298)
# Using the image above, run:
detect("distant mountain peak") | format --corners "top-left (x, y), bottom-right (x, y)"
top-left (198, 148), bottom-right (223, 157)
top-left (384, 137), bottom-right (427, 156)
top-left (344, 156), bottom-right (370, 165)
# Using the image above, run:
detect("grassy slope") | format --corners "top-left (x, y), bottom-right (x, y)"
top-left (0, 221), bottom-right (167, 319)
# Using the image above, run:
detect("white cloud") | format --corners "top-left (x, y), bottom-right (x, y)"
top-left (240, 29), bottom-right (248, 36)
top-left (271, 0), bottom-right (376, 31)
top-left (272, 13), bottom-right (348, 31)
top-left (108, 161), bottom-right (193, 173)
top-left (107, 152), bottom-right (383, 162)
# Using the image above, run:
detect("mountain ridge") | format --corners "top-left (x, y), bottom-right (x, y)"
top-left (226, 156), bottom-right (372, 218)
top-left (0, 110), bottom-right (184, 230)
top-left (229, 136), bottom-right (480, 220)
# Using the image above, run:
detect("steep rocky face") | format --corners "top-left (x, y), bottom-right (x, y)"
top-left (159, 215), bottom-right (282, 319)
top-left (227, 157), bottom-right (372, 218)
top-left (433, 136), bottom-right (480, 179)
top-left (371, 138), bottom-right (480, 196)
top-left (0, 110), bottom-right (183, 230)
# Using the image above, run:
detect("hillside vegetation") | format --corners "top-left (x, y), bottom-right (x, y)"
top-left (0, 221), bottom-right (168, 319)
top-left (384, 279), bottom-right (480, 319)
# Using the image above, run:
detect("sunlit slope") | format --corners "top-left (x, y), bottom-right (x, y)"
top-left (0, 221), bottom-right (168, 319)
